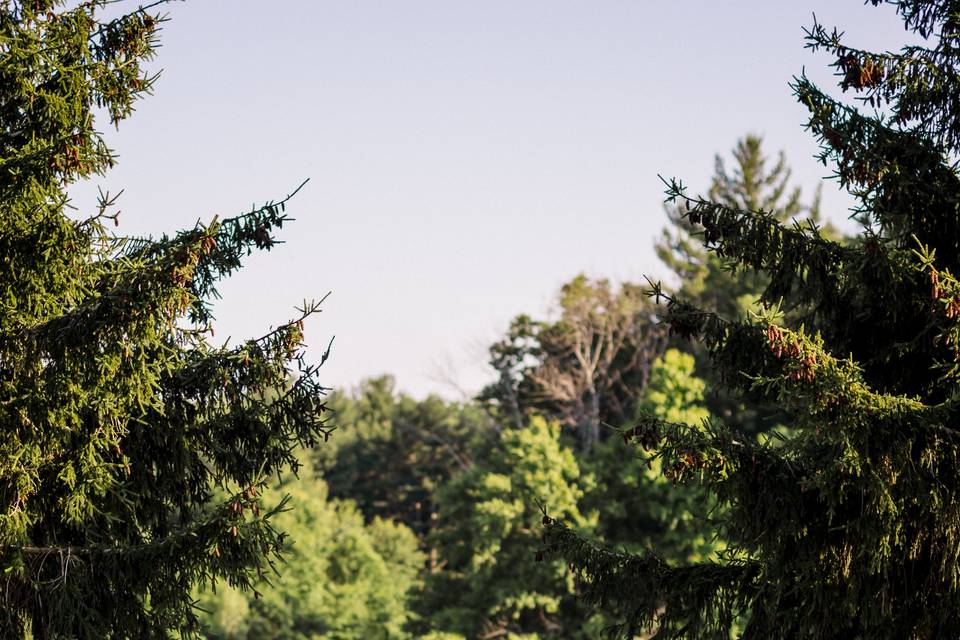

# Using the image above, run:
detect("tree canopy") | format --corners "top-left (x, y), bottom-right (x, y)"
top-left (418, 416), bottom-right (598, 639)
top-left (481, 275), bottom-right (667, 451)
top-left (197, 456), bottom-right (423, 640)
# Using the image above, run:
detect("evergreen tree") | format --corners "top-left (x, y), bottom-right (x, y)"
top-left (0, 2), bottom-right (330, 637)
top-left (542, 2), bottom-right (960, 637)
top-left (657, 135), bottom-right (825, 435)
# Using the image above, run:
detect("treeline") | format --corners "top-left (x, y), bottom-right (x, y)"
top-left (196, 136), bottom-right (822, 639)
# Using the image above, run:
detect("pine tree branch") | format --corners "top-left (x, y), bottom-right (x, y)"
top-left (804, 11), bottom-right (960, 147)
top-left (667, 111), bottom-right (960, 399)
top-left (31, 179), bottom-right (308, 344)
top-left (794, 76), bottom-right (960, 261)
top-left (618, 410), bottom-right (843, 565)
top-left (620, 411), bottom-right (792, 485)
top-left (539, 516), bottom-right (760, 639)
top-left (652, 289), bottom-right (960, 444)
top-left (10, 495), bottom-right (280, 558)
top-left (115, 180), bottom-right (310, 324)
top-left (3, 484), bottom-right (291, 633)
top-left (871, 0), bottom-right (959, 39)
top-left (153, 334), bottom-right (332, 488)
top-left (660, 175), bottom-right (854, 312)
top-left (913, 240), bottom-right (960, 380)
top-left (15, 238), bottom-right (201, 347)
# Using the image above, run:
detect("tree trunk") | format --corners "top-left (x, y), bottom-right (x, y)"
top-left (579, 390), bottom-right (601, 453)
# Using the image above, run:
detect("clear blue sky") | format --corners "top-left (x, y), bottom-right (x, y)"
top-left (73, 1), bottom-right (917, 398)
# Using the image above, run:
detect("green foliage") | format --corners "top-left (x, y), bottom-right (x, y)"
top-left (542, 2), bottom-right (960, 637)
top-left (320, 375), bottom-right (719, 637)
top-left (656, 135), bottom-right (826, 435)
top-left (419, 416), bottom-right (599, 638)
top-left (657, 135), bottom-right (824, 321)
top-left (638, 349), bottom-right (710, 425)
top-left (0, 2), bottom-right (330, 637)
top-left (197, 458), bottom-right (424, 640)
top-left (319, 376), bottom-right (492, 540)
top-left (585, 349), bottom-right (719, 565)
top-left (314, 359), bottom-right (722, 638)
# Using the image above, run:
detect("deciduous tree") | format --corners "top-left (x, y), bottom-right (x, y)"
top-left (197, 457), bottom-right (423, 640)
top-left (482, 276), bottom-right (667, 451)
top-left (319, 376), bottom-right (491, 549)
top-left (584, 349), bottom-right (720, 565)
top-left (419, 417), bottom-right (599, 639)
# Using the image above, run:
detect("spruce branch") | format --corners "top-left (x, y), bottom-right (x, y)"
top-left (794, 76), bottom-right (960, 256)
top-left (539, 515), bottom-right (759, 639)
top-left (660, 174), bottom-right (851, 311)
top-left (652, 288), bottom-right (960, 445)
top-left (804, 9), bottom-right (960, 146)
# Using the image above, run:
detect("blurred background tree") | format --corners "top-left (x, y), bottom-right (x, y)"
top-left (197, 456), bottom-right (423, 640)
top-left (317, 376), bottom-right (492, 569)
top-left (415, 416), bottom-right (599, 639)
top-left (480, 276), bottom-right (667, 451)
top-left (584, 349), bottom-right (721, 565)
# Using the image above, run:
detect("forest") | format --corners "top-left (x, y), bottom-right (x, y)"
top-left (188, 133), bottom-right (828, 639)
top-left (4, 0), bottom-right (960, 639)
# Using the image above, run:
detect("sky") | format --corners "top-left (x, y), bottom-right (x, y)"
top-left (72, 1), bottom-right (920, 399)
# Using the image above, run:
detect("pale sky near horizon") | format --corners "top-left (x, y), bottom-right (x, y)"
top-left (72, 1), bottom-right (919, 400)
